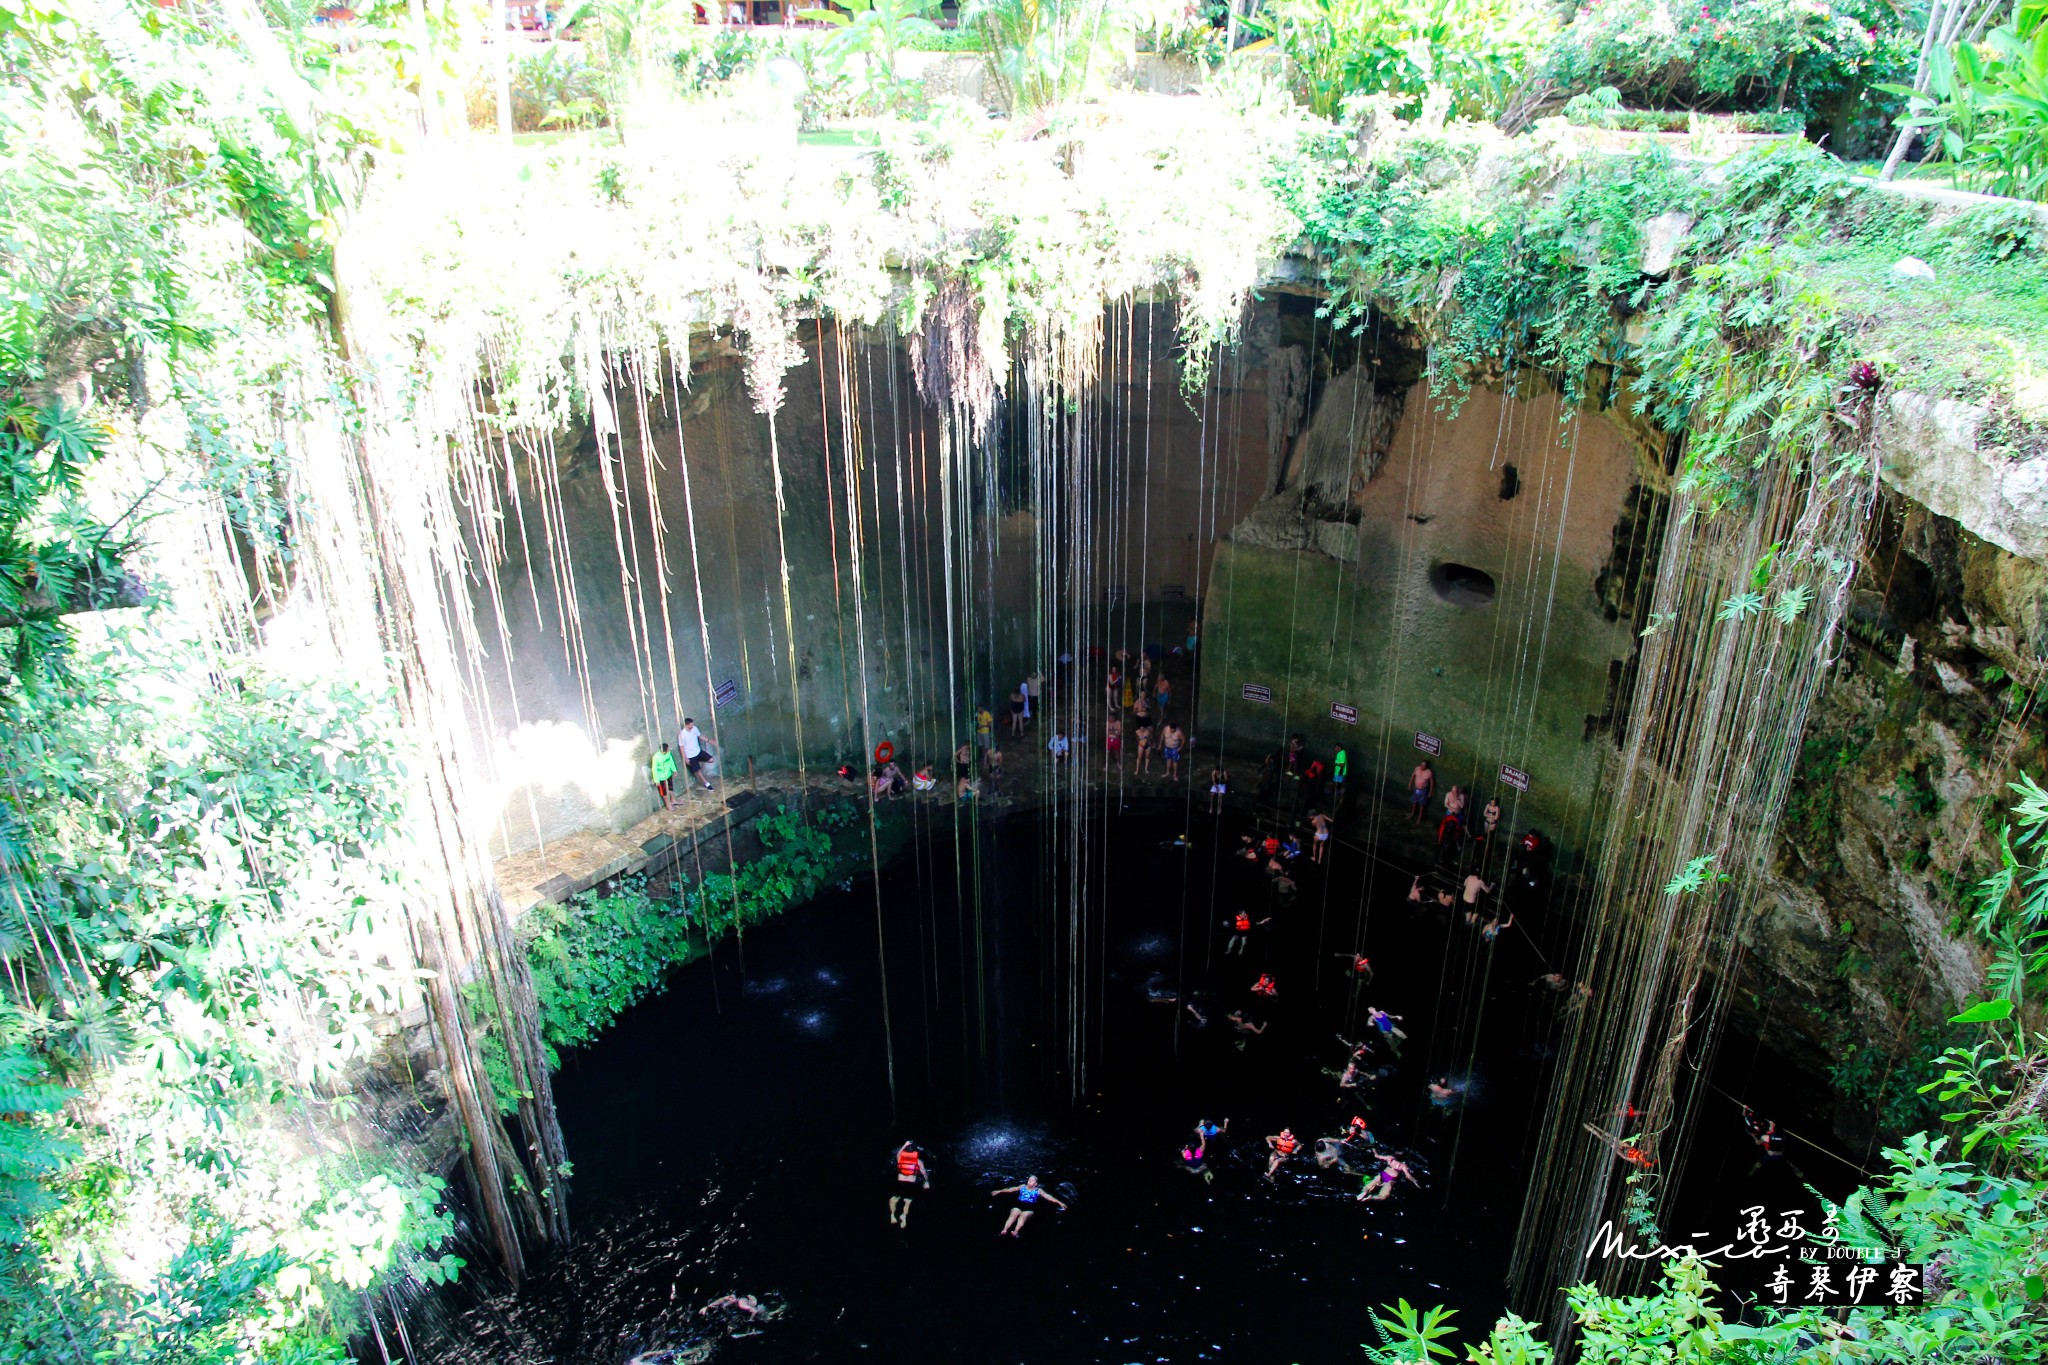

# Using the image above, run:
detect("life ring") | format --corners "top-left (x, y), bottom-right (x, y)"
top-left (874, 741), bottom-right (894, 765)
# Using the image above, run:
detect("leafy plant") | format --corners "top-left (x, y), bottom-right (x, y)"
top-left (959, 0), bottom-right (1153, 112)
top-left (1886, 0), bottom-right (2048, 201)
top-left (1251, 0), bottom-right (1554, 120)
top-left (798, 0), bottom-right (943, 112)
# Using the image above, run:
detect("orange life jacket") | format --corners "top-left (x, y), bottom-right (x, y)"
top-left (1234, 912), bottom-right (1252, 932)
top-left (897, 1148), bottom-right (921, 1177)
top-left (1275, 1134), bottom-right (1298, 1155)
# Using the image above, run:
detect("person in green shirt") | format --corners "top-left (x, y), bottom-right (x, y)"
top-left (650, 743), bottom-right (678, 810)
top-left (1331, 745), bottom-right (1349, 813)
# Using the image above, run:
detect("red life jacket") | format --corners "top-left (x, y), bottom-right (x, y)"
top-left (1262, 837), bottom-right (1280, 856)
top-left (1304, 761), bottom-right (1325, 781)
top-left (897, 1148), bottom-right (921, 1177)
top-left (1234, 912), bottom-right (1252, 932)
top-left (1275, 1134), bottom-right (1298, 1155)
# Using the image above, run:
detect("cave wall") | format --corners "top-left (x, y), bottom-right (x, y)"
top-left (1197, 376), bottom-right (1654, 858)
top-left (468, 313), bottom-right (1271, 857)
top-left (1735, 490), bottom-right (2047, 1141)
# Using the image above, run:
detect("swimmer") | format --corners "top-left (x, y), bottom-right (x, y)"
top-left (1427, 1075), bottom-right (1462, 1107)
top-left (1481, 913), bottom-right (1514, 943)
top-left (1264, 1127), bottom-right (1301, 1180)
top-left (1364, 1007), bottom-right (1407, 1056)
top-left (1532, 972), bottom-right (1568, 992)
top-left (992, 1175), bottom-right (1066, 1236)
top-left (1408, 876), bottom-right (1426, 904)
top-left (1250, 973), bottom-right (1277, 997)
top-left (1184, 1000), bottom-right (1210, 1028)
top-left (1226, 1011), bottom-right (1267, 1049)
top-left (890, 1142), bottom-right (931, 1227)
top-left (1334, 951), bottom-right (1374, 982)
top-left (1462, 872), bottom-right (1494, 908)
top-left (1223, 909), bottom-right (1267, 955)
top-left (1209, 763), bottom-right (1228, 814)
top-left (1162, 831), bottom-right (1195, 850)
top-left (1160, 724), bottom-right (1185, 781)
top-left (1193, 1116), bottom-right (1229, 1146)
top-left (1358, 1154), bottom-right (1419, 1201)
top-left (1310, 811), bottom-right (1332, 863)
top-left (1180, 1135), bottom-right (1214, 1184)
top-left (700, 1293), bottom-right (763, 1319)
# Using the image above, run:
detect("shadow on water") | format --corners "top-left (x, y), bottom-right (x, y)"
top-left (397, 804), bottom-right (1841, 1364)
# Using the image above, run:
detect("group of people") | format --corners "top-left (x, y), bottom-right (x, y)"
top-left (888, 1141), bottom-right (1069, 1237)
top-left (650, 717), bottom-right (719, 810)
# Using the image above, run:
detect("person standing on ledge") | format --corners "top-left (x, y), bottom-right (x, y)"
top-left (679, 716), bottom-right (714, 791)
top-left (992, 1176), bottom-right (1066, 1236)
top-left (650, 743), bottom-right (678, 811)
top-left (1407, 759), bottom-right (1435, 823)
top-left (1330, 744), bottom-right (1350, 813)
top-left (1161, 723), bottom-right (1185, 781)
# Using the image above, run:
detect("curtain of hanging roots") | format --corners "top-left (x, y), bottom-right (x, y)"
top-left (315, 293), bottom-right (571, 1283)
top-left (1508, 429), bottom-right (1877, 1331)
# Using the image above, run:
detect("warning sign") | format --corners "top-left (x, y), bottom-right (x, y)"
top-left (1499, 764), bottom-right (1531, 792)
top-left (1414, 731), bottom-right (1442, 755)
top-left (1331, 703), bottom-right (1359, 725)
top-left (1242, 684), bottom-right (1274, 704)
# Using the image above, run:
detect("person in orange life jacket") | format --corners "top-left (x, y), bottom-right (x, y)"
top-left (992, 1175), bottom-right (1066, 1236)
top-left (1265, 1127), bottom-right (1301, 1179)
top-left (889, 1142), bottom-right (931, 1228)
top-left (1223, 909), bottom-right (1268, 955)
top-left (1333, 950), bottom-right (1373, 982)
top-left (1250, 973), bottom-right (1277, 997)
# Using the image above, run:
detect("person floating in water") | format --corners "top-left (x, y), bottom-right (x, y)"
top-left (1481, 913), bottom-right (1513, 943)
top-left (890, 1141), bottom-right (931, 1228)
top-left (1226, 1010), bottom-right (1267, 1049)
top-left (1223, 909), bottom-right (1266, 956)
top-left (1250, 973), bottom-right (1277, 997)
top-left (992, 1175), bottom-right (1066, 1236)
top-left (1184, 1117), bottom-right (1227, 1184)
top-left (1364, 1006), bottom-right (1407, 1056)
top-left (1335, 951), bottom-right (1374, 982)
top-left (1358, 1153), bottom-right (1419, 1201)
top-left (1427, 1075), bottom-right (1465, 1108)
top-left (1264, 1127), bottom-right (1301, 1180)
top-left (1316, 1117), bottom-right (1374, 1170)
top-left (1184, 999), bottom-right (1210, 1028)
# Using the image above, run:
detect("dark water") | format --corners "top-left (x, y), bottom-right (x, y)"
top-left (408, 804), bottom-right (1843, 1364)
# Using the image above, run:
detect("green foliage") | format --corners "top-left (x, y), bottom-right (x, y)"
top-left (1888, 0), bottom-right (2048, 202)
top-left (1562, 87), bottom-right (1805, 132)
top-left (0, 1035), bottom-right (77, 1233)
top-left (1373, 777), bottom-right (2048, 1361)
top-left (474, 802), bottom-right (887, 1110)
top-left (0, 400), bottom-right (132, 691)
top-left (1543, 0), bottom-right (1911, 126)
top-left (514, 44), bottom-right (612, 131)
top-left (1251, 0), bottom-right (1553, 120)
top-left (797, 0), bottom-right (943, 113)
top-left (673, 25), bottom-right (768, 91)
top-left (959, 0), bottom-right (1152, 112)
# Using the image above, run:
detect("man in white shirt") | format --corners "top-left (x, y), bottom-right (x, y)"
top-left (678, 718), bottom-right (714, 791)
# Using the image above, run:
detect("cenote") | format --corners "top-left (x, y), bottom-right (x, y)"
top-left (17, 7), bottom-right (2048, 1364)
top-left (405, 803), bottom-right (1849, 1363)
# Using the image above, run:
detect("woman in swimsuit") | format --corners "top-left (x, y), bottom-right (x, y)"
top-left (993, 1175), bottom-right (1066, 1236)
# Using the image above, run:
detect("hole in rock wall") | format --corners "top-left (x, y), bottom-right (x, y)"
top-left (1499, 463), bottom-right (1521, 501)
top-left (1429, 561), bottom-right (1498, 608)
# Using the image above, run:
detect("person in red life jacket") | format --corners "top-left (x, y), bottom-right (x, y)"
top-left (1333, 950), bottom-right (1373, 982)
top-left (1250, 973), bottom-right (1277, 997)
top-left (1223, 909), bottom-right (1268, 956)
top-left (889, 1141), bottom-right (931, 1228)
top-left (1264, 1127), bottom-right (1301, 1180)
top-left (1261, 834), bottom-right (1282, 859)
top-left (991, 1175), bottom-right (1066, 1236)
